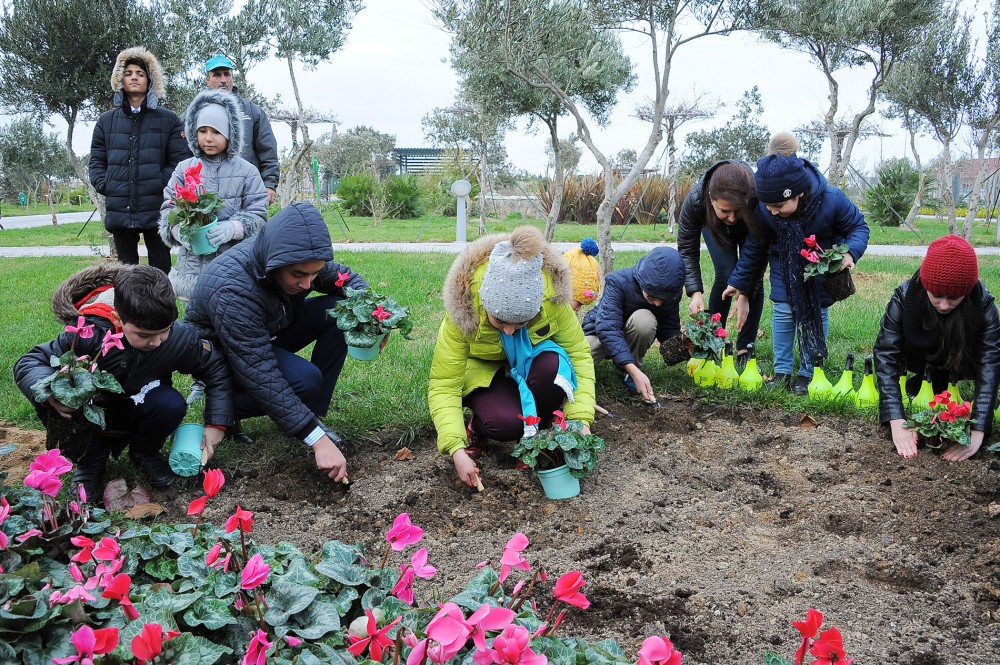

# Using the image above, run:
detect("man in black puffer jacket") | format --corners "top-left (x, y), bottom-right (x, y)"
top-left (186, 203), bottom-right (368, 483)
top-left (89, 47), bottom-right (189, 273)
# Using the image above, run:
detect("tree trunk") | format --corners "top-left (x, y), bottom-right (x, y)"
top-left (46, 177), bottom-right (57, 225)
top-left (278, 56), bottom-right (313, 207)
top-left (665, 118), bottom-right (677, 233)
top-left (903, 115), bottom-right (925, 229)
top-left (964, 123), bottom-right (998, 241)
top-left (822, 66), bottom-right (845, 186)
top-left (544, 118), bottom-right (562, 242)
top-left (942, 140), bottom-right (956, 235)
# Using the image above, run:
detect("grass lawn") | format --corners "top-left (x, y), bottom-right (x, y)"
top-left (5, 208), bottom-right (997, 248)
top-left (5, 252), bottom-right (1000, 440)
top-left (0, 202), bottom-right (95, 217)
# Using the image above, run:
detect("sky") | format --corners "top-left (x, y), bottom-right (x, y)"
top-left (42, 0), bottom-right (993, 179)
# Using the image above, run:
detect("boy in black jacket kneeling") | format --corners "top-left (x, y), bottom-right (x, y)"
top-left (14, 264), bottom-right (233, 501)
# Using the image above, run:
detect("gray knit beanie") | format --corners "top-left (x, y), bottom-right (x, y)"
top-left (196, 103), bottom-right (230, 139)
top-left (480, 230), bottom-right (546, 324)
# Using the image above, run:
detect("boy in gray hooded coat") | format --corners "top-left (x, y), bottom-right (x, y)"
top-left (159, 89), bottom-right (268, 299)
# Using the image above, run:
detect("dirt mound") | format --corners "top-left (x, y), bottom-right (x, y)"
top-left (3, 400), bottom-right (1000, 663)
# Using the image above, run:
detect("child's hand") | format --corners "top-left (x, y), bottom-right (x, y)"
top-left (314, 437), bottom-right (348, 482)
top-left (452, 449), bottom-right (481, 488)
top-left (46, 396), bottom-right (76, 419)
top-left (201, 426), bottom-right (225, 462)
top-left (206, 221), bottom-right (237, 246)
top-left (687, 292), bottom-right (705, 315)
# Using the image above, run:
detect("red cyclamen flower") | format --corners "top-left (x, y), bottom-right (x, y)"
top-left (372, 304), bottom-right (392, 321)
top-left (809, 627), bottom-right (852, 665)
top-left (184, 161), bottom-right (203, 186)
top-left (102, 573), bottom-right (139, 621)
top-left (336, 270), bottom-right (351, 287)
top-left (224, 505), bottom-right (254, 533)
top-left (348, 609), bottom-right (402, 661)
top-left (710, 312), bottom-right (722, 324)
top-left (131, 623), bottom-right (164, 663)
top-left (792, 608), bottom-right (823, 665)
top-left (203, 468), bottom-right (225, 496)
top-left (174, 182), bottom-right (199, 203)
top-left (715, 327), bottom-right (727, 338)
top-left (518, 414), bottom-right (541, 427)
top-left (52, 625), bottom-right (119, 664)
top-left (804, 234), bottom-right (818, 248)
top-left (552, 410), bottom-right (567, 431)
top-left (553, 571), bottom-right (590, 609)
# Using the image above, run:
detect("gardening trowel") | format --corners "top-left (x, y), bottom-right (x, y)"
top-left (594, 404), bottom-right (620, 419)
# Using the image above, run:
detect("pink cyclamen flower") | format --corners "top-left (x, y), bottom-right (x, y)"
top-left (411, 547), bottom-right (437, 579)
top-left (206, 542), bottom-right (224, 566)
top-left (23, 470), bottom-right (61, 497)
top-left (385, 513), bottom-right (423, 551)
top-left (372, 304), bottom-right (392, 322)
top-left (31, 449), bottom-right (73, 476)
top-left (241, 553), bottom-right (271, 590)
top-left (637, 636), bottom-right (682, 665)
top-left (101, 329), bottom-right (125, 356)
top-left (804, 234), bottom-right (818, 248)
top-left (799, 249), bottom-right (819, 263)
top-left (244, 629), bottom-right (272, 665)
top-left (472, 625), bottom-right (547, 665)
top-left (50, 585), bottom-right (96, 605)
top-left (336, 270), bottom-right (351, 287)
top-left (420, 603), bottom-right (473, 663)
top-left (715, 327), bottom-right (727, 338)
top-left (392, 566), bottom-right (416, 605)
top-left (17, 528), bottom-right (42, 542)
top-left (52, 624), bottom-right (119, 664)
top-left (71, 535), bottom-right (96, 563)
top-left (102, 573), bottom-right (139, 621)
top-left (468, 603), bottom-right (516, 650)
top-left (553, 571), bottom-right (590, 609)
top-left (499, 533), bottom-right (530, 583)
top-left (184, 161), bottom-right (203, 185)
top-left (64, 315), bottom-right (96, 339)
top-left (225, 505), bottom-right (254, 533)
top-left (285, 636), bottom-right (302, 647)
top-left (552, 410), bottom-right (567, 431)
top-left (348, 608), bottom-right (402, 661)
top-left (131, 623), bottom-right (164, 663)
top-left (710, 312), bottom-right (722, 324)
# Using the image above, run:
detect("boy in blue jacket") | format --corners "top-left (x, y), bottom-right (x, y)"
top-left (724, 132), bottom-right (869, 394)
top-left (582, 246), bottom-right (686, 402)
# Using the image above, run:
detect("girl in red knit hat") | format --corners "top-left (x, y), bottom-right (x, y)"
top-left (873, 235), bottom-right (1000, 461)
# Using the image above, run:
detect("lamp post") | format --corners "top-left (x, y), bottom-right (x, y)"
top-left (451, 179), bottom-right (472, 243)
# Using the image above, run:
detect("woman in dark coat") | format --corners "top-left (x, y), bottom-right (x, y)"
top-left (676, 160), bottom-right (761, 356)
top-left (873, 235), bottom-right (1000, 461)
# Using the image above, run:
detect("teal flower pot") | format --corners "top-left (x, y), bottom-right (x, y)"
top-left (189, 219), bottom-right (219, 255)
top-left (168, 423), bottom-right (204, 477)
top-left (536, 464), bottom-right (580, 500)
top-left (347, 332), bottom-right (387, 361)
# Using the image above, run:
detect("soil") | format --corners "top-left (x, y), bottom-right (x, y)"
top-left (3, 400), bottom-right (1000, 664)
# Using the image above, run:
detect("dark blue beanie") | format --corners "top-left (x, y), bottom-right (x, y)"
top-left (634, 247), bottom-right (684, 301)
top-left (755, 152), bottom-right (811, 204)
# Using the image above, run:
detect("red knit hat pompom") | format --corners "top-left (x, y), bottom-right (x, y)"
top-left (919, 235), bottom-right (979, 297)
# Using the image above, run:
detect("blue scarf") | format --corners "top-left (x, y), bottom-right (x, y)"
top-left (499, 327), bottom-right (577, 437)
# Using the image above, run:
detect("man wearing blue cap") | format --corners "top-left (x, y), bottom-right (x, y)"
top-left (203, 54), bottom-right (280, 204)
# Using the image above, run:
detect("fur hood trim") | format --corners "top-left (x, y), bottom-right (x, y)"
top-left (110, 47), bottom-right (166, 108)
top-left (443, 231), bottom-right (572, 336)
top-left (184, 89), bottom-right (245, 159)
top-left (51, 262), bottom-right (123, 323)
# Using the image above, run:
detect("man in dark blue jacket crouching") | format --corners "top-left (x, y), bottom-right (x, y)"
top-left (582, 247), bottom-right (686, 402)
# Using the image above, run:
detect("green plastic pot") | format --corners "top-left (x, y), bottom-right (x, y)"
top-left (168, 423), bottom-right (204, 477)
top-left (189, 218), bottom-right (219, 255)
top-left (536, 464), bottom-right (580, 500)
top-left (347, 332), bottom-right (387, 361)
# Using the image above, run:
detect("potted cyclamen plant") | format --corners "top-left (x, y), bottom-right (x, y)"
top-left (800, 234), bottom-right (855, 301)
top-left (512, 411), bottom-right (605, 500)
top-left (329, 286), bottom-right (414, 360)
top-left (166, 161), bottom-right (225, 255)
top-left (683, 312), bottom-right (727, 386)
top-left (30, 316), bottom-right (125, 459)
top-left (905, 390), bottom-right (973, 449)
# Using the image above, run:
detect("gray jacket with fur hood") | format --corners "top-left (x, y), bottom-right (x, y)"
top-left (159, 89), bottom-right (268, 299)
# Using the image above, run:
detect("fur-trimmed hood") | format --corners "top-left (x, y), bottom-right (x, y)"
top-left (51, 262), bottom-right (123, 324)
top-left (183, 89), bottom-right (246, 159)
top-left (110, 47), bottom-right (166, 109)
top-left (442, 232), bottom-right (572, 337)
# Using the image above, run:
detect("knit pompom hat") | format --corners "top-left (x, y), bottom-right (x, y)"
top-left (755, 132), bottom-right (811, 204)
top-left (920, 235), bottom-right (979, 297)
top-left (563, 238), bottom-right (601, 306)
top-left (196, 103), bottom-right (231, 140)
top-left (480, 226), bottom-right (546, 324)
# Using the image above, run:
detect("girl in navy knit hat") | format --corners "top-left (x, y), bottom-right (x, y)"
top-left (723, 132), bottom-right (870, 394)
top-left (873, 235), bottom-right (1000, 461)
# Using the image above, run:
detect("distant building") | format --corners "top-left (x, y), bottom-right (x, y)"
top-left (393, 148), bottom-right (445, 174)
top-left (955, 157), bottom-right (1000, 205)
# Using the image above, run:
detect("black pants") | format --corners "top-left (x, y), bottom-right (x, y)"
top-left (111, 228), bottom-right (172, 274)
top-left (464, 352), bottom-right (565, 441)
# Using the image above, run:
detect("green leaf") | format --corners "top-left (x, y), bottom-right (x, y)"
top-left (315, 541), bottom-right (367, 586)
top-left (279, 556), bottom-right (322, 587)
top-left (144, 555), bottom-right (180, 581)
top-left (265, 577), bottom-right (320, 626)
top-left (763, 653), bottom-right (793, 665)
top-left (285, 598), bottom-right (343, 640)
top-left (139, 587), bottom-right (201, 614)
top-left (183, 596), bottom-right (239, 630)
top-left (163, 631), bottom-right (232, 665)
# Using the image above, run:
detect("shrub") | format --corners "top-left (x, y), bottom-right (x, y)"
top-left (383, 174), bottom-right (422, 219)
top-left (337, 173), bottom-right (376, 216)
top-left (862, 158), bottom-right (921, 227)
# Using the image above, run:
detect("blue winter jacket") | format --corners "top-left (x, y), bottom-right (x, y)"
top-left (582, 247), bottom-right (685, 367)
top-left (728, 162), bottom-right (869, 307)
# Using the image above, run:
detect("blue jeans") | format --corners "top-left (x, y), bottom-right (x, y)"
top-left (772, 301), bottom-right (829, 377)
top-left (703, 227), bottom-right (764, 352)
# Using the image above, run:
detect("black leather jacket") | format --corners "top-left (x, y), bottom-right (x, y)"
top-left (873, 279), bottom-right (1000, 430)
